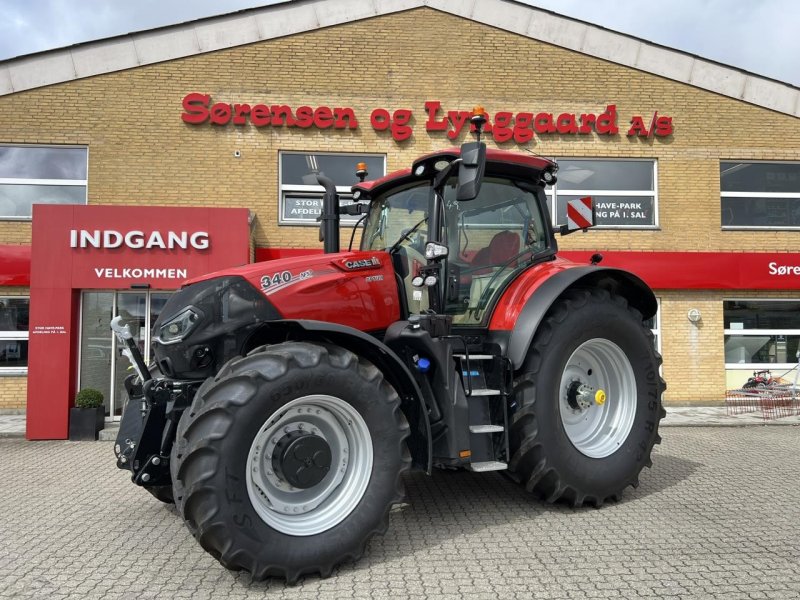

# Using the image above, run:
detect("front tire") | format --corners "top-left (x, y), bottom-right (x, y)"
top-left (508, 289), bottom-right (666, 506)
top-left (170, 342), bottom-right (410, 582)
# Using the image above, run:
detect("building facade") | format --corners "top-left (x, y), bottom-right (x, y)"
top-left (1, 0), bottom-right (800, 437)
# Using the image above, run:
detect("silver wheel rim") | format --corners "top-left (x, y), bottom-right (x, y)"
top-left (558, 338), bottom-right (637, 458)
top-left (246, 394), bottom-right (373, 536)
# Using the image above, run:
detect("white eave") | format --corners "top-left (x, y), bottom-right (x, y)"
top-left (0, 0), bottom-right (798, 118)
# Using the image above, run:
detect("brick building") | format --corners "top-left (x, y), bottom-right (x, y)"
top-left (1, 0), bottom-right (799, 436)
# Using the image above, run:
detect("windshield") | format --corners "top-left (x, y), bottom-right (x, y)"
top-left (442, 176), bottom-right (549, 325)
top-left (362, 182), bottom-right (430, 252)
top-left (360, 174), bottom-right (549, 323)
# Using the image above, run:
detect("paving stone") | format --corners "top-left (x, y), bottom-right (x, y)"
top-left (1, 428), bottom-right (799, 598)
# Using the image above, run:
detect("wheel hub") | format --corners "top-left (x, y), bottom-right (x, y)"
top-left (272, 430), bottom-right (332, 489)
top-left (246, 395), bottom-right (373, 536)
top-left (566, 380), bottom-right (595, 410)
top-left (558, 338), bottom-right (636, 459)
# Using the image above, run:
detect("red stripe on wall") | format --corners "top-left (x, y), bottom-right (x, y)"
top-left (0, 245), bottom-right (31, 286)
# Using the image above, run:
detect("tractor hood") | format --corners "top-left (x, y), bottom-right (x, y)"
top-left (150, 250), bottom-right (401, 379)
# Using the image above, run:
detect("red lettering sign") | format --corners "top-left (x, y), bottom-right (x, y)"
top-left (181, 94), bottom-right (673, 142)
top-left (180, 94), bottom-right (358, 130)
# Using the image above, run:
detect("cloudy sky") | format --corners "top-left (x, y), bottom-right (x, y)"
top-left (1, 0), bottom-right (799, 87)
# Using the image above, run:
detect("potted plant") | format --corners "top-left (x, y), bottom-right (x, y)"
top-left (68, 388), bottom-right (105, 441)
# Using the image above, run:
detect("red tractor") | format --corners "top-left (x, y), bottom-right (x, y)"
top-left (112, 111), bottom-right (665, 582)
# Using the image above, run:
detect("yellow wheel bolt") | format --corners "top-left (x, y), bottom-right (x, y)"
top-left (595, 389), bottom-right (607, 405)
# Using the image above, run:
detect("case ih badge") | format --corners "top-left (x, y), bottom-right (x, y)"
top-left (340, 256), bottom-right (381, 270)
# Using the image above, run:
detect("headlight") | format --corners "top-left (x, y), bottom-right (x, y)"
top-left (157, 308), bottom-right (200, 344)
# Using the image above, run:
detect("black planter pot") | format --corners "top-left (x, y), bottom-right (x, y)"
top-left (68, 407), bottom-right (105, 441)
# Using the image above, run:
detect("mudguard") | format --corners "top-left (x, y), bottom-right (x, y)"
top-left (497, 266), bottom-right (657, 370)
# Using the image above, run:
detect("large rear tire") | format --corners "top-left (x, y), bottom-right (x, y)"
top-left (508, 289), bottom-right (665, 506)
top-left (170, 342), bottom-right (410, 582)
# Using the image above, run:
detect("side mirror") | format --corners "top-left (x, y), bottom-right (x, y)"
top-left (456, 141), bottom-right (486, 201)
top-left (558, 196), bottom-right (596, 236)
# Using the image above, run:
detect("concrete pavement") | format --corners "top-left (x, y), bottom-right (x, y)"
top-left (1, 426), bottom-right (799, 599)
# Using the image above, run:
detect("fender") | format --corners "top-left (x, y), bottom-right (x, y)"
top-left (246, 319), bottom-right (432, 473)
top-left (494, 266), bottom-right (657, 370)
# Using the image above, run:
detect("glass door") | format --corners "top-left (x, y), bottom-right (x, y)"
top-left (79, 292), bottom-right (114, 417)
top-left (112, 292), bottom-right (147, 418)
top-left (79, 290), bottom-right (172, 420)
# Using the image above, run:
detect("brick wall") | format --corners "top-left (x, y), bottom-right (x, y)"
top-left (1, 8), bottom-right (799, 406)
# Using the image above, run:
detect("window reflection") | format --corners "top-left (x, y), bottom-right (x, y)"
top-left (0, 184), bottom-right (86, 218)
top-left (0, 146), bottom-right (87, 180)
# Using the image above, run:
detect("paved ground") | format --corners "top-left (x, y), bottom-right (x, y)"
top-left (2, 405), bottom-right (799, 440)
top-left (1, 427), bottom-right (799, 599)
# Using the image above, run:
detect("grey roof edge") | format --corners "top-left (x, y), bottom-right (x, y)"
top-left (0, 0), bottom-right (798, 118)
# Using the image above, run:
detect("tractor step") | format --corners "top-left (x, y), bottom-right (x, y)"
top-left (469, 424), bottom-right (504, 433)
top-left (454, 354), bottom-right (495, 360)
top-left (469, 461), bottom-right (508, 472)
top-left (469, 388), bottom-right (501, 396)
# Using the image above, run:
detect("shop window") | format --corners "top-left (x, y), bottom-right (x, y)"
top-left (279, 152), bottom-right (385, 226)
top-left (547, 159), bottom-right (657, 229)
top-left (0, 145), bottom-right (88, 219)
top-left (720, 162), bottom-right (800, 229)
top-left (724, 300), bottom-right (800, 366)
top-left (0, 297), bottom-right (29, 374)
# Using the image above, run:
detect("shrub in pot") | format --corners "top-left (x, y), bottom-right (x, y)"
top-left (69, 388), bottom-right (105, 441)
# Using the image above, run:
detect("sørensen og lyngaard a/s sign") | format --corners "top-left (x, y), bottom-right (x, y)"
top-left (181, 93), bottom-right (673, 142)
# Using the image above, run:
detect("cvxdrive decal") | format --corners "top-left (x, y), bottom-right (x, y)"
top-left (260, 269), bottom-right (312, 295)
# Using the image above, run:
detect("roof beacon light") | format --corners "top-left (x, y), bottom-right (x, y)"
top-left (471, 105), bottom-right (488, 143)
top-left (356, 162), bottom-right (368, 182)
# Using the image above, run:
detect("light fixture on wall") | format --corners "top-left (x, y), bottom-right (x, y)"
top-left (687, 308), bottom-right (702, 323)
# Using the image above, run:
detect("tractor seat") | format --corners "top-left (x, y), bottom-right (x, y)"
top-left (471, 230), bottom-right (520, 268)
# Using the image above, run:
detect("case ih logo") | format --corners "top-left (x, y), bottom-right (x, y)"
top-left (70, 229), bottom-right (210, 251)
top-left (341, 257), bottom-right (381, 270)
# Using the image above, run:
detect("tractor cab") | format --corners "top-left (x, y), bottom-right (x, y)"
top-left (351, 109), bottom-right (561, 327)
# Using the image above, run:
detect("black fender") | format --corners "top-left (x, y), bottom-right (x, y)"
top-left (245, 319), bottom-right (432, 473)
top-left (504, 266), bottom-right (657, 370)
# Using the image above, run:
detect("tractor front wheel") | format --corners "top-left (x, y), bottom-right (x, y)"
top-left (170, 342), bottom-right (409, 582)
top-left (509, 289), bottom-right (665, 506)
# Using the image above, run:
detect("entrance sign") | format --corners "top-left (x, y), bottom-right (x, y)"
top-left (26, 205), bottom-right (250, 440)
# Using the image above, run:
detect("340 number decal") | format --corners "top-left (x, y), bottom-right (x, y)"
top-left (260, 269), bottom-right (312, 294)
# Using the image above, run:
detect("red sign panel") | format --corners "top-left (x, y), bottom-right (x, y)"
top-left (26, 205), bottom-right (250, 440)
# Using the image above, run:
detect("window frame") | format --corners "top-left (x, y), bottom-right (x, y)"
top-left (0, 144), bottom-right (89, 221)
top-left (723, 298), bottom-right (800, 370)
top-left (545, 157), bottom-right (659, 230)
top-left (278, 151), bottom-right (386, 227)
top-left (720, 160), bottom-right (800, 231)
top-left (0, 295), bottom-right (29, 376)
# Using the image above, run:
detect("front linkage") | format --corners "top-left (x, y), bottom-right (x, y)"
top-left (111, 316), bottom-right (197, 489)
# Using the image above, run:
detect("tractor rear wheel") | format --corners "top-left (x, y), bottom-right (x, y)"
top-left (508, 289), bottom-right (665, 506)
top-left (170, 342), bottom-right (410, 582)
